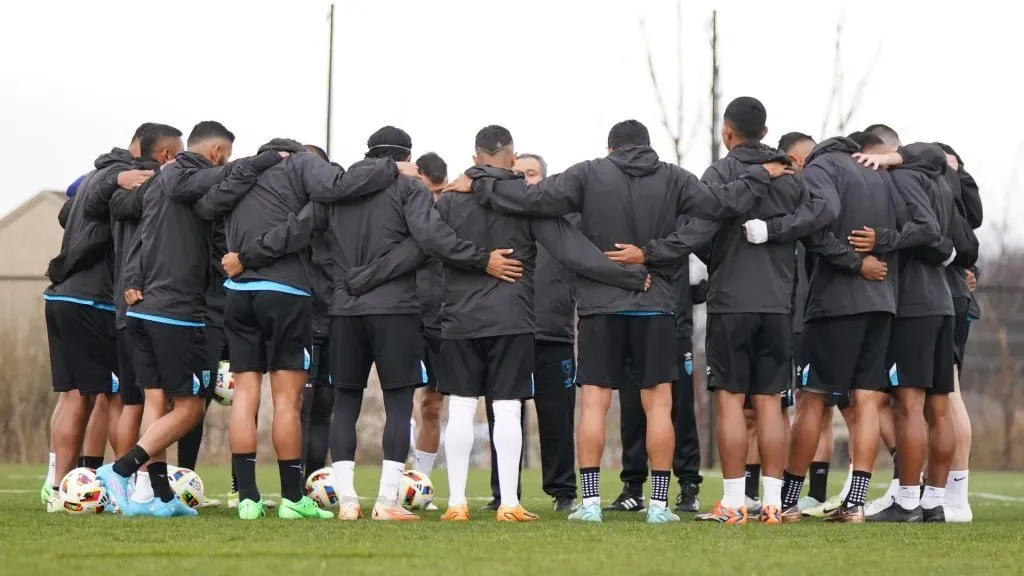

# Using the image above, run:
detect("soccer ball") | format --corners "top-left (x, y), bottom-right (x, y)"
top-left (214, 360), bottom-right (234, 406)
top-left (59, 467), bottom-right (107, 514)
top-left (168, 466), bottom-right (205, 508)
top-left (305, 467), bottom-right (338, 509)
top-left (399, 470), bottom-right (434, 510)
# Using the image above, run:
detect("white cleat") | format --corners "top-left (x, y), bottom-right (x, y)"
top-left (943, 501), bottom-right (973, 523)
top-left (803, 494), bottom-right (842, 517)
top-left (745, 496), bottom-right (762, 516)
top-left (425, 502), bottom-right (439, 511)
top-left (797, 496), bottom-right (823, 513)
top-left (198, 498), bottom-right (221, 508)
top-left (864, 483), bottom-right (898, 517)
top-left (46, 494), bottom-right (63, 514)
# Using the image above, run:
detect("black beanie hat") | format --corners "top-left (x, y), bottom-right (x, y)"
top-left (366, 126), bottom-right (412, 159)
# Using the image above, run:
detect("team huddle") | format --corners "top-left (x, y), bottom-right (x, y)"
top-left (40, 95), bottom-right (981, 525)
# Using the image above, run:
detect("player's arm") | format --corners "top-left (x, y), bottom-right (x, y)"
top-left (872, 172), bottom-right (953, 264)
top-left (533, 216), bottom-right (649, 291)
top-left (759, 166), bottom-right (842, 243)
top-left (235, 202), bottom-right (321, 272)
top-left (193, 150), bottom-right (286, 220)
top-left (307, 157), bottom-right (397, 205)
top-left (402, 182), bottom-right (491, 271)
top-left (345, 237), bottom-right (427, 296)
top-left (57, 197), bottom-right (73, 229)
top-left (463, 162), bottom-right (587, 217)
top-left (641, 214), bottom-right (720, 267)
top-left (677, 165), bottom-right (771, 221)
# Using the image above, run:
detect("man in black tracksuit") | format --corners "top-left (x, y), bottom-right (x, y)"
top-left (452, 120), bottom-right (787, 522)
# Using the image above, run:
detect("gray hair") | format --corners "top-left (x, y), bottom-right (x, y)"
top-left (516, 152), bottom-right (548, 178)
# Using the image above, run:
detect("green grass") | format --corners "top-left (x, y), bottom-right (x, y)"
top-left (1, 465), bottom-right (1022, 575)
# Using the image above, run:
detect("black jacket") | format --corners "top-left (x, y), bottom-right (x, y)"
top-left (673, 254), bottom-right (706, 342)
top-left (104, 161), bottom-right (161, 329)
top-left (534, 212), bottom-right (583, 343)
top-left (938, 143), bottom-right (982, 297)
top-left (468, 146), bottom-right (770, 316)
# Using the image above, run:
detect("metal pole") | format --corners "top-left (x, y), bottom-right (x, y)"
top-left (325, 3), bottom-right (335, 158)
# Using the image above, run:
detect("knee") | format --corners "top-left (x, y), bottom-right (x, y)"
top-left (421, 395), bottom-right (443, 422)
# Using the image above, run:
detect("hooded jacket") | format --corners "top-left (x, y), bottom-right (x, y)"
top-left (938, 143), bottom-right (982, 297)
top-left (105, 161), bottom-right (161, 329)
top-left (467, 146), bottom-right (770, 316)
top-left (533, 212), bottom-right (582, 343)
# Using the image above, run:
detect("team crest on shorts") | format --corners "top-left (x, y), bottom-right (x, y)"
top-left (304, 348), bottom-right (311, 371)
top-left (888, 364), bottom-right (899, 387)
top-left (110, 372), bottom-right (120, 394)
top-left (684, 352), bottom-right (693, 376)
top-left (192, 374), bottom-right (201, 395)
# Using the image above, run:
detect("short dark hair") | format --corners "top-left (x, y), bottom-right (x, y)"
top-left (723, 97), bottom-right (767, 140)
top-left (416, 152), bottom-right (447, 185)
top-left (864, 123), bottom-right (900, 146)
top-left (366, 126), bottom-right (413, 161)
top-left (187, 121), bottom-right (235, 147)
top-left (516, 153), bottom-right (548, 178)
top-left (778, 132), bottom-right (815, 154)
top-left (847, 131), bottom-right (885, 150)
top-left (139, 124), bottom-right (183, 160)
top-left (475, 125), bottom-right (514, 155)
top-left (607, 120), bottom-right (650, 149)
top-left (304, 144), bottom-right (329, 162)
top-left (131, 122), bottom-right (159, 144)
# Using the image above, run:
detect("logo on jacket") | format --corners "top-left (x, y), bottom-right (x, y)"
top-left (684, 352), bottom-right (693, 376)
top-left (561, 359), bottom-right (574, 388)
top-left (110, 372), bottom-right (120, 394)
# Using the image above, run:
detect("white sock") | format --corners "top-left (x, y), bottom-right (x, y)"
top-left (722, 477), bottom-right (746, 509)
top-left (838, 466), bottom-right (853, 499)
top-left (378, 460), bottom-right (404, 503)
top-left (491, 399), bottom-right (523, 509)
top-left (897, 485), bottom-right (920, 511)
top-left (46, 452), bottom-right (56, 486)
top-left (762, 476), bottom-right (783, 509)
top-left (444, 396), bottom-right (478, 508)
top-left (946, 470), bottom-right (969, 506)
top-left (131, 472), bottom-right (154, 503)
top-left (884, 478), bottom-right (899, 498)
top-left (413, 450), bottom-right (437, 476)
top-left (920, 485), bottom-right (945, 510)
top-left (331, 460), bottom-right (357, 498)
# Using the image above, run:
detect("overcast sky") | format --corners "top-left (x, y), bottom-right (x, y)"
top-left (2, 0), bottom-right (1020, 249)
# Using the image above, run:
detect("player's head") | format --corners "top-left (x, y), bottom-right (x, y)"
top-left (515, 153), bottom-right (547, 185)
top-left (607, 120), bottom-right (650, 152)
top-left (304, 144), bottom-right (329, 162)
top-left (366, 126), bottom-right (412, 162)
top-left (416, 152), bottom-right (448, 194)
top-left (474, 125), bottom-right (516, 170)
top-left (722, 96), bottom-right (768, 150)
top-left (848, 131), bottom-right (888, 154)
top-left (129, 122), bottom-right (159, 157)
top-left (777, 132), bottom-right (815, 172)
top-left (139, 124), bottom-right (184, 165)
top-left (187, 121), bottom-right (235, 166)
top-left (864, 123), bottom-right (900, 151)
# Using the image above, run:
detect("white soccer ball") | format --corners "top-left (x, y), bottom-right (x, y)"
top-left (305, 467), bottom-right (338, 509)
top-left (59, 467), bottom-right (108, 514)
top-left (168, 466), bottom-right (205, 509)
top-left (214, 361), bottom-right (234, 406)
top-left (399, 470), bottom-right (434, 510)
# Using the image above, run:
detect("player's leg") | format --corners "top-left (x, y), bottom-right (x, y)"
top-left (802, 405), bottom-right (834, 510)
top-left (327, 316), bottom-right (371, 520)
top-left (534, 341), bottom-right (578, 511)
top-left (920, 316), bottom-right (956, 522)
top-left (946, 296), bottom-right (973, 521)
top-left (672, 339), bottom-right (702, 513)
top-left (750, 314), bottom-right (794, 523)
top-left (374, 386), bottom-right (417, 517)
top-left (413, 329), bottom-right (445, 477)
top-left (303, 379), bottom-right (334, 470)
top-left (224, 291), bottom-right (266, 516)
top-left (42, 393), bottom-right (65, 505)
top-left (80, 393), bottom-right (109, 470)
top-left (177, 324), bottom-right (226, 471)
top-left (488, 334), bottom-right (538, 522)
top-left (634, 315), bottom-right (680, 524)
top-left (607, 368), bottom-right (647, 512)
top-left (743, 405), bottom-right (761, 513)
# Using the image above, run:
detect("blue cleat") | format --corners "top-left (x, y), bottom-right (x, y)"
top-left (120, 498), bottom-right (157, 518)
top-left (567, 502), bottom-right (602, 523)
top-left (152, 497), bottom-right (198, 518)
top-left (96, 464), bottom-right (132, 513)
top-left (646, 504), bottom-right (681, 524)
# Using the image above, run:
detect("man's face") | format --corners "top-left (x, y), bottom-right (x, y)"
top-left (514, 156), bottom-right (544, 185)
top-left (209, 138), bottom-right (233, 166)
top-left (152, 137), bottom-right (184, 165)
top-left (418, 172), bottom-right (446, 195)
top-left (787, 139), bottom-right (815, 172)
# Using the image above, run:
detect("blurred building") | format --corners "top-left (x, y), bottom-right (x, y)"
top-left (0, 190), bottom-right (65, 332)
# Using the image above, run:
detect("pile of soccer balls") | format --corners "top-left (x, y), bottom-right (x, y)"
top-left (304, 467), bottom-right (435, 510)
top-left (58, 465), bottom-right (208, 514)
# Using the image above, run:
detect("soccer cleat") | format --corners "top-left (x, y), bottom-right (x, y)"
top-left (480, 498), bottom-right (500, 511)
top-left (568, 502), bottom-right (602, 522)
top-left (779, 505), bottom-right (802, 523)
top-left (922, 506), bottom-right (946, 523)
top-left (440, 503), bottom-right (470, 521)
top-left (803, 494), bottom-right (842, 517)
top-left (866, 502), bottom-right (923, 523)
top-left (759, 505), bottom-right (781, 525)
top-left (497, 504), bottom-right (539, 523)
top-left (95, 464), bottom-right (132, 513)
top-left (372, 500), bottom-right (421, 521)
top-left (745, 496), bottom-right (762, 516)
top-left (695, 501), bottom-right (747, 525)
top-left (228, 491), bottom-right (239, 509)
top-left (424, 502), bottom-right (439, 511)
top-left (152, 497), bottom-right (199, 518)
top-left (280, 496), bottom-right (334, 520)
top-left (198, 498), bottom-right (220, 508)
top-left (865, 481), bottom-right (898, 516)
top-left (40, 483), bottom-right (53, 505)
top-left (45, 493), bottom-right (62, 514)
top-left (604, 488), bottom-right (646, 512)
top-left (238, 498), bottom-right (265, 520)
top-left (942, 502), bottom-right (973, 523)
top-left (554, 497), bottom-right (578, 512)
top-left (121, 498), bottom-right (157, 517)
top-left (822, 504), bottom-right (865, 523)
top-left (336, 496), bottom-right (363, 520)
top-left (264, 499), bottom-right (277, 509)
top-left (675, 482), bottom-right (700, 513)
top-left (797, 496), bottom-right (823, 513)
top-left (647, 504), bottom-right (680, 524)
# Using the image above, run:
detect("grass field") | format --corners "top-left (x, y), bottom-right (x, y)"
top-left (1, 464), bottom-right (1022, 575)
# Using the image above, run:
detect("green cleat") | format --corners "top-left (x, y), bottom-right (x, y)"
top-left (238, 499), bottom-right (265, 520)
top-left (41, 483), bottom-right (53, 505)
top-left (279, 496), bottom-right (334, 520)
top-left (568, 502), bottom-right (602, 523)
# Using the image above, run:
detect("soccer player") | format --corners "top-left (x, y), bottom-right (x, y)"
top-left (97, 121), bottom-right (285, 518)
top-left (435, 125), bottom-right (650, 523)
top-left (448, 119), bottom-right (789, 523)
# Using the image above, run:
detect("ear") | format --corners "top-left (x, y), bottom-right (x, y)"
top-left (761, 126), bottom-right (769, 140)
top-left (787, 152), bottom-right (801, 167)
top-left (472, 154), bottom-right (479, 166)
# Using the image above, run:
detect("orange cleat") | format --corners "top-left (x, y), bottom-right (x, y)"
top-left (336, 497), bottom-right (363, 521)
top-left (440, 504), bottom-right (470, 522)
top-left (759, 505), bottom-right (781, 525)
top-left (694, 500), bottom-right (748, 525)
top-left (496, 504), bottom-right (539, 522)
top-left (372, 501), bottom-right (421, 522)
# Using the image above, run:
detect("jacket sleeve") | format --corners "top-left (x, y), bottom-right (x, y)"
top-left (470, 162), bottom-right (587, 217)
top-left (765, 165), bottom-right (842, 242)
top-left (238, 202), bottom-right (318, 270)
top-left (533, 217), bottom-right (649, 291)
top-left (641, 215), bottom-right (721, 267)
top-left (677, 165), bottom-right (770, 221)
top-left (123, 234), bottom-right (144, 292)
top-left (873, 172), bottom-right (953, 263)
top-left (345, 237), bottom-right (427, 297)
top-left (109, 187), bottom-right (142, 222)
top-left (958, 168), bottom-right (982, 228)
top-left (165, 165), bottom-right (229, 203)
top-left (58, 198), bottom-right (72, 229)
top-left (799, 229), bottom-right (863, 274)
top-left (402, 182), bottom-right (491, 270)
top-left (193, 150), bottom-right (284, 220)
top-left (307, 157), bottom-right (396, 204)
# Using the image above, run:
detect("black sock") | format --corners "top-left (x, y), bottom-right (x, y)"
top-left (232, 453), bottom-right (260, 503)
top-left (745, 464), bottom-right (761, 500)
top-left (113, 445), bottom-right (150, 478)
top-left (278, 459), bottom-right (304, 503)
top-left (231, 466), bottom-right (239, 494)
top-left (809, 462), bottom-right (830, 502)
top-left (79, 456), bottom-right (104, 470)
top-left (148, 462), bottom-right (175, 503)
top-left (890, 449), bottom-right (899, 482)
top-left (845, 471), bottom-right (871, 508)
top-left (782, 471), bottom-right (805, 509)
top-left (650, 471), bottom-right (670, 505)
top-left (581, 467), bottom-right (600, 500)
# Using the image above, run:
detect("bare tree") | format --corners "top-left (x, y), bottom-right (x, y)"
top-left (819, 15), bottom-right (880, 138)
top-left (640, 1), bottom-right (685, 165)
top-left (709, 10), bottom-right (721, 164)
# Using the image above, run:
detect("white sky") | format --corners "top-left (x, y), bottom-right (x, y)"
top-left (2, 0), bottom-right (1020, 249)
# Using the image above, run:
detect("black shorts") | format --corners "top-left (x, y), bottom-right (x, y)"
top-left (793, 344), bottom-right (849, 409)
top-left (887, 315), bottom-right (955, 395)
top-left (307, 338), bottom-right (331, 387)
top-left (45, 300), bottom-right (117, 396)
top-left (952, 296), bottom-right (971, 370)
top-left (127, 317), bottom-right (212, 398)
top-left (802, 312), bottom-right (892, 395)
top-left (439, 334), bottom-right (535, 400)
top-left (116, 328), bottom-right (144, 406)
top-left (577, 314), bottom-right (677, 389)
top-left (330, 315), bottom-right (425, 390)
top-left (225, 290), bottom-right (312, 374)
top-left (423, 328), bottom-right (444, 391)
top-left (707, 313), bottom-right (791, 396)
